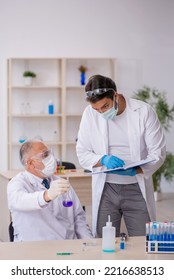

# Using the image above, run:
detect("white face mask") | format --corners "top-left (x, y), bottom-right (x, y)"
top-left (40, 154), bottom-right (57, 177)
top-left (101, 100), bottom-right (118, 120)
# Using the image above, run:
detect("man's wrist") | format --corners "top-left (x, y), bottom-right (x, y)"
top-left (100, 155), bottom-right (107, 165)
top-left (44, 190), bottom-right (51, 202)
top-left (136, 167), bottom-right (143, 174)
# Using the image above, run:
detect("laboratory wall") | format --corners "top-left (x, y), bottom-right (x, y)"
top-left (0, 0), bottom-right (174, 191)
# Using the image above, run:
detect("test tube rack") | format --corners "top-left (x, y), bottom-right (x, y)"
top-left (146, 241), bottom-right (174, 253)
top-left (145, 221), bottom-right (174, 254)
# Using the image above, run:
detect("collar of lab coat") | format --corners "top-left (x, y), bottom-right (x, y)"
top-left (24, 170), bottom-right (45, 188)
top-left (126, 96), bottom-right (144, 111)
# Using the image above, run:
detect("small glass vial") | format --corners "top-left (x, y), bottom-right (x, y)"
top-left (120, 239), bottom-right (125, 250)
top-left (120, 232), bottom-right (127, 250)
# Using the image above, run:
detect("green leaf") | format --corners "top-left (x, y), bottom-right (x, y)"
top-left (23, 71), bottom-right (36, 78)
top-left (133, 86), bottom-right (174, 191)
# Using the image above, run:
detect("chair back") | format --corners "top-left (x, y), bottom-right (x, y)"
top-left (9, 221), bottom-right (14, 242)
top-left (62, 161), bottom-right (76, 169)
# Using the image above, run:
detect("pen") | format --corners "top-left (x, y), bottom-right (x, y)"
top-left (56, 252), bottom-right (73, 255)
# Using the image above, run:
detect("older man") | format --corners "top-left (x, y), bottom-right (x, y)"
top-left (7, 140), bottom-right (92, 241)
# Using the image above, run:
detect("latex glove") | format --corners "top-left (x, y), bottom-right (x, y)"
top-left (47, 178), bottom-right (70, 201)
top-left (100, 155), bottom-right (125, 169)
top-left (107, 167), bottom-right (137, 176)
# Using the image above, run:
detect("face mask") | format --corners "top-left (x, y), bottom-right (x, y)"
top-left (101, 100), bottom-right (118, 120)
top-left (40, 154), bottom-right (57, 177)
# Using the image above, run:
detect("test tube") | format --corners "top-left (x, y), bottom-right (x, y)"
top-left (146, 222), bottom-right (150, 241)
top-left (159, 222), bottom-right (164, 252)
top-left (171, 223), bottom-right (174, 252)
top-left (149, 222), bottom-right (155, 252)
top-left (171, 223), bottom-right (174, 241)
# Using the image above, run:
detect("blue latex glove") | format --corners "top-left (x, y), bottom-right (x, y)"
top-left (100, 155), bottom-right (125, 169)
top-left (107, 167), bottom-right (137, 176)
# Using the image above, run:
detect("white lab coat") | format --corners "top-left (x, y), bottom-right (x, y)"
top-left (76, 97), bottom-right (166, 236)
top-left (7, 171), bottom-right (92, 241)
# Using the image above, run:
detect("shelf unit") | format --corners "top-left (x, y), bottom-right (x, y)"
top-left (7, 58), bottom-right (116, 169)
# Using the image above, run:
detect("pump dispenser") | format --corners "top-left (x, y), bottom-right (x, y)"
top-left (102, 215), bottom-right (116, 252)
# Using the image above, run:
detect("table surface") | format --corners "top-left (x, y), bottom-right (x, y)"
top-left (0, 169), bottom-right (91, 180)
top-left (0, 237), bottom-right (174, 260)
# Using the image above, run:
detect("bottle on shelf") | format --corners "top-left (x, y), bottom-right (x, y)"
top-left (19, 135), bottom-right (27, 143)
top-left (48, 100), bottom-right (54, 115)
top-left (33, 135), bottom-right (43, 141)
top-left (102, 215), bottom-right (116, 253)
top-left (25, 102), bottom-right (31, 114)
top-left (20, 102), bottom-right (25, 114)
top-left (53, 130), bottom-right (58, 141)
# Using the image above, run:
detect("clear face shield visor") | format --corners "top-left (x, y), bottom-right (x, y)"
top-left (31, 148), bottom-right (53, 162)
top-left (85, 88), bottom-right (115, 98)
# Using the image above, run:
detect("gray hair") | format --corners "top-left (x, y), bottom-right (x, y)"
top-left (19, 139), bottom-right (42, 166)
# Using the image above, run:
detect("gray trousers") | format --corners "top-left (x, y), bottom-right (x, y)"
top-left (96, 182), bottom-right (150, 237)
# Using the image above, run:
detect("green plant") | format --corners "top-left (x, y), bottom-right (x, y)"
top-left (133, 86), bottom-right (174, 191)
top-left (78, 65), bottom-right (88, 73)
top-left (23, 71), bottom-right (36, 78)
top-left (153, 152), bottom-right (174, 192)
top-left (134, 86), bottom-right (174, 131)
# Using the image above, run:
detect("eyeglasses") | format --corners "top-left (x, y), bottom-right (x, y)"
top-left (85, 88), bottom-right (115, 98)
top-left (31, 148), bottom-right (53, 161)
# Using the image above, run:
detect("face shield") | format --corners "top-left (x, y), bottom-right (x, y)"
top-left (31, 148), bottom-right (52, 161)
top-left (85, 88), bottom-right (115, 98)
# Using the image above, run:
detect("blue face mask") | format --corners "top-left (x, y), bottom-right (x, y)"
top-left (101, 100), bottom-right (118, 120)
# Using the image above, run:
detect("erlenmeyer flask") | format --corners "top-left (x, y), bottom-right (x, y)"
top-left (63, 192), bottom-right (73, 207)
top-left (62, 177), bottom-right (73, 207)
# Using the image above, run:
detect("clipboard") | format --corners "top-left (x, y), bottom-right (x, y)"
top-left (92, 158), bottom-right (155, 175)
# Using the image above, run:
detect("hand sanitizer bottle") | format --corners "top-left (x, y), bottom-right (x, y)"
top-left (48, 100), bottom-right (54, 114)
top-left (102, 215), bottom-right (116, 252)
